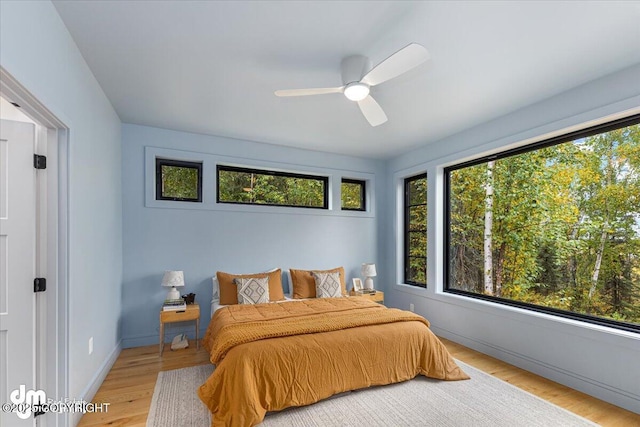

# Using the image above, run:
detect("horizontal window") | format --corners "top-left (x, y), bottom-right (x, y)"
top-left (445, 114), bottom-right (640, 332)
top-left (341, 179), bottom-right (366, 211)
top-left (217, 165), bottom-right (328, 209)
top-left (156, 158), bottom-right (202, 202)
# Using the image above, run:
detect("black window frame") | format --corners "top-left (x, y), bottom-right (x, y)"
top-left (404, 173), bottom-right (428, 288)
top-left (341, 178), bottom-right (367, 211)
top-left (216, 165), bottom-right (329, 210)
top-left (444, 113), bottom-right (640, 334)
top-left (155, 158), bottom-right (203, 202)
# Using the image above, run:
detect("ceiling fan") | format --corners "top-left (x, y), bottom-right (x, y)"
top-left (275, 43), bottom-right (429, 127)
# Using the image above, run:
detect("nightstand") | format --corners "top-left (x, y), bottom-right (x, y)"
top-left (159, 303), bottom-right (200, 356)
top-left (349, 290), bottom-right (384, 305)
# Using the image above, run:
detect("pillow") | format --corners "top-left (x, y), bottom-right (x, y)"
top-left (289, 267), bottom-right (346, 299)
top-left (212, 277), bottom-right (220, 300)
top-left (217, 268), bottom-right (284, 305)
top-left (312, 272), bottom-right (342, 298)
top-left (234, 277), bottom-right (270, 305)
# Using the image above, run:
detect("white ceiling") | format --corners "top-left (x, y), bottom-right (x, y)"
top-left (53, 1), bottom-right (640, 159)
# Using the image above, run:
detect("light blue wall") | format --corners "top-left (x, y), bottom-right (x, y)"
top-left (4, 0), bottom-right (638, 417)
top-left (383, 63), bottom-right (640, 413)
top-left (121, 124), bottom-right (386, 347)
top-left (0, 0), bottom-right (123, 414)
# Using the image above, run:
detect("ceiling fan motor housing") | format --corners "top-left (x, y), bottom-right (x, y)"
top-left (341, 55), bottom-right (372, 86)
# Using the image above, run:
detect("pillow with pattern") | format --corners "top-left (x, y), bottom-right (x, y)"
top-left (234, 276), bottom-right (270, 305)
top-left (312, 272), bottom-right (342, 298)
top-left (289, 267), bottom-right (346, 298)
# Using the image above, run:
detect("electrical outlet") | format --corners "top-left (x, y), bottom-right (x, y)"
top-left (409, 303), bottom-right (414, 312)
top-left (89, 337), bottom-right (93, 355)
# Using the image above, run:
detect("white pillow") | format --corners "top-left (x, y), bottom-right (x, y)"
top-left (212, 277), bottom-right (220, 301)
top-left (284, 269), bottom-right (293, 297)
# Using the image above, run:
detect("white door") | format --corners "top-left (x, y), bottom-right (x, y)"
top-left (0, 119), bottom-right (37, 426)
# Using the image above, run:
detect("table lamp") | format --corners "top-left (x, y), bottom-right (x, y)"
top-left (162, 270), bottom-right (185, 300)
top-left (361, 263), bottom-right (377, 290)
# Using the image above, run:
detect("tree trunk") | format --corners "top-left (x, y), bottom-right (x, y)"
top-left (589, 226), bottom-right (607, 299)
top-left (494, 242), bottom-right (506, 298)
top-left (589, 150), bottom-right (613, 301)
top-left (484, 161), bottom-right (495, 295)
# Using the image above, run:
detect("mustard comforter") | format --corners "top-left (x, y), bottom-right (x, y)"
top-left (198, 297), bottom-right (468, 426)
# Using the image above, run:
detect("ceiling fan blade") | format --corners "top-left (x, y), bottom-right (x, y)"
top-left (357, 95), bottom-right (388, 127)
top-left (360, 43), bottom-right (429, 86)
top-left (274, 86), bottom-right (344, 97)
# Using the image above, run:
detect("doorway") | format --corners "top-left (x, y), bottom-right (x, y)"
top-left (1, 67), bottom-right (69, 427)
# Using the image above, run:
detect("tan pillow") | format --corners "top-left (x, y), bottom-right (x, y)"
top-left (217, 268), bottom-right (284, 305)
top-left (290, 267), bottom-right (346, 299)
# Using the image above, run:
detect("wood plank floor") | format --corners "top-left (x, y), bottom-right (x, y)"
top-left (78, 338), bottom-right (639, 427)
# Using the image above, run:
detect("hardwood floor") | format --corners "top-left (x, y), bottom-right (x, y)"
top-left (78, 341), bottom-right (210, 427)
top-left (439, 337), bottom-right (639, 427)
top-left (78, 338), bottom-right (639, 427)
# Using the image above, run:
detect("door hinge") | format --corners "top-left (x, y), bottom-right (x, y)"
top-left (34, 278), bottom-right (46, 292)
top-left (34, 154), bottom-right (47, 169)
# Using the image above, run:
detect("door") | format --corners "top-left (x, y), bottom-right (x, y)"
top-left (0, 119), bottom-right (37, 426)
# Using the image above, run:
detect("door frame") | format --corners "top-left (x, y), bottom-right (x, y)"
top-left (1, 67), bottom-right (69, 427)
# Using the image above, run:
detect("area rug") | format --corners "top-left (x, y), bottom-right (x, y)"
top-left (146, 361), bottom-right (598, 427)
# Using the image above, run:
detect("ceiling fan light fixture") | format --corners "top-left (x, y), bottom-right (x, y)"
top-left (343, 82), bottom-right (370, 101)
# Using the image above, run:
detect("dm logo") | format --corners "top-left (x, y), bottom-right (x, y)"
top-left (10, 385), bottom-right (46, 419)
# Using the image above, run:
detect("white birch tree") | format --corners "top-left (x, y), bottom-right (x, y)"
top-left (484, 160), bottom-right (495, 295)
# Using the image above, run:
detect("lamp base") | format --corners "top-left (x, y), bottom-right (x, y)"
top-left (364, 277), bottom-right (374, 290)
top-left (166, 287), bottom-right (181, 301)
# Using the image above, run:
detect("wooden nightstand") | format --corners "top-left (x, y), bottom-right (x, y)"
top-left (159, 303), bottom-right (200, 356)
top-left (349, 290), bottom-right (384, 305)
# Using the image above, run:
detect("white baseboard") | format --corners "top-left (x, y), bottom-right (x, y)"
top-left (70, 340), bottom-right (122, 426)
top-left (433, 326), bottom-right (640, 414)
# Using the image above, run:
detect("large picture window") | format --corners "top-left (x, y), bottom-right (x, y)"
top-left (217, 165), bottom-right (328, 209)
top-left (405, 173), bottom-right (427, 287)
top-left (445, 115), bottom-right (640, 332)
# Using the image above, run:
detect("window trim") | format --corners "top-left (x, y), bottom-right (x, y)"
top-left (216, 164), bottom-right (329, 210)
top-left (155, 157), bottom-right (203, 202)
top-left (443, 113), bottom-right (640, 334)
top-left (404, 173), bottom-right (428, 288)
top-left (341, 178), bottom-right (366, 211)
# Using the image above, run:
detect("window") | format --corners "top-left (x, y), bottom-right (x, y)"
top-left (156, 158), bottom-right (202, 202)
top-left (405, 173), bottom-right (427, 287)
top-left (217, 165), bottom-right (328, 209)
top-left (341, 179), bottom-right (366, 211)
top-left (445, 115), bottom-right (640, 332)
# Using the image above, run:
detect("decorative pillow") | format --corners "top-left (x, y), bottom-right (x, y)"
top-left (217, 268), bottom-right (284, 305)
top-left (312, 272), bottom-right (342, 298)
top-left (289, 267), bottom-right (346, 299)
top-left (234, 277), bottom-right (270, 305)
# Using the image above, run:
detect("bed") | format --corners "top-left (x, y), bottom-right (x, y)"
top-left (198, 293), bottom-right (469, 426)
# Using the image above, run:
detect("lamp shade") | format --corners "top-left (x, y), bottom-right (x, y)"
top-left (161, 271), bottom-right (185, 288)
top-left (361, 263), bottom-right (377, 277)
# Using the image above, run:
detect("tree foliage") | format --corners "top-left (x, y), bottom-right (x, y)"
top-left (161, 165), bottom-right (199, 200)
top-left (342, 181), bottom-right (364, 210)
top-left (218, 169), bottom-right (325, 208)
top-left (407, 175), bottom-right (427, 285)
top-left (449, 123), bottom-right (640, 325)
